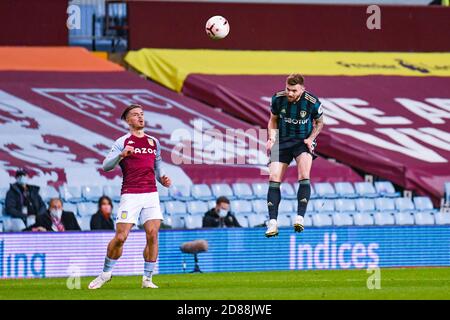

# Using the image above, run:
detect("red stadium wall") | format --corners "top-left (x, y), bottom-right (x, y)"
top-left (128, 1), bottom-right (450, 51)
top-left (0, 0), bottom-right (68, 46)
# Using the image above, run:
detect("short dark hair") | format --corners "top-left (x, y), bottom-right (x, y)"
top-left (15, 168), bottom-right (28, 178)
top-left (216, 196), bottom-right (230, 205)
top-left (286, 74), bottom-right (305, 86)
top-left (121, 104), bottom-right (143, 120)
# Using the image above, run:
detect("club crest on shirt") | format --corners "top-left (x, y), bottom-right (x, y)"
top-left (281, 108), bottom-right (286, 114)
top-left (147, 138), bottom-right (154, 147)
top-left (300, 110), bottom-right (308, 118)
top-left (121, 211), bottom-right (128, 219)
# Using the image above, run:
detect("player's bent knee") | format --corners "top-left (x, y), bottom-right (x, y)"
top-left (115, 232), bottom-right (129, 245)
top-left (146, 229), bottom-right (158, 242)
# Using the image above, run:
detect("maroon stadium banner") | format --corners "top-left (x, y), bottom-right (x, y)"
top-left (127, 1), bottom-right (450, 52)
top-left (0, 0), bottom-right (68, 46)
top-left (0, 71), bottom-right (362, 189)
top-left (182, 74), bottom-right (450, 202)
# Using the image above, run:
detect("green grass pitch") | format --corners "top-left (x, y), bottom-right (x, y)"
top-left (1, 268), bottom-right (449, 300)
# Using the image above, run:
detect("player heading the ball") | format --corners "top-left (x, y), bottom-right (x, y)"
top-left (265, 74), bottom-right (324, 238)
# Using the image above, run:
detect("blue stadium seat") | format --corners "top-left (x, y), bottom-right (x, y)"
top-left (312, 213), bottom-right (333, 227)
top-left (303, 214), bottom-right (313, 227)
top-left (39, 186), bottom-right (60, 203)
top-left (186, 201), bottom-right (208, 216)
top-left (112, 201), bottom-right (120, 217)
top-left (434, 212), bottom-right (450, 225)
top-left (164, 201), bottom-right (187, 216)
top-left (2, 217), bottom-right (26, 232)
top-left (314, 182), bottom-right (338, 199)
top-left (445, 182), bottom-right (450, 204)
top-left (374, 181), bottom-right (401, 198)
top-left (279, 200), bottom-right (293, 214)
top-left (375, 198), bottom-right (396, 212)
top-left (77, 216), bottom-right (91, 231)
top-left (185, 215), bottom-right (203, 229)
top-left (278, 213), bottom-right (292, 227)
top-left (252, 199), bottom-right (268, 215)
top-left (332, 212), bottom-right (354, 226)
top-left (169, 185), bottom-right (192, 201)
top-left (234, 213), bottom-right (250, 227)
top-left (191, 184), bottom-right (214, 201)
top-left (354, 182), bottom-right (379, 198)
top-left (413, 212), bottom-right (435, 225)
top-left (247, 213), bottom-right (267, 228)
top-left (334, 199), bottom-right (356, 213)
top-left (157, 184), bottom-right (171, 201)
top-left (168, 214), bottom-right (185, 229)
top-left (280, 183), bottom-right (296, 200)
top-left (334, 182), bottom-right (358, 199)
top-left (373, 212), bottom-right (395, 226)
top-left (394, 212), bottom-right (415, 225)
top-left (231, 183), bottom-right (255, 200)
top-left (26, 215), bottom-right (36, 228)
top-left (81, 185), bottom-right (104, 202)
top-left (103, 185), bottom-right (122, 202)
top-left (251, 182), bottom-right (268, 199)
top-left (413, 196), bottom-right (434, 211)
top-left (59, 185), bottom-right (83, 203)
top-left (314, 199), bottom-right (335, 214)
top-left (208, 200), bottom-right (216, 210)
top-left (231, 200), bottom-right (253, 214)
top-left (0, 187), bottom-right (8, 204)
top-left (211, 183), bottom-right (236, 200)
top-left (353, 212), bottom-right (374, 226)
top-left (355, 198), bottom-right (376, 213)
top-left (63, 202), bottom-right (78, 216)
top-left (395, 197), bottom-right (416, 212)
top-left (77, 202), bottom-right (97, 217)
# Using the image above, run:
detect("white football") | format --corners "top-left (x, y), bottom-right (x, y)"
top-left (205, 16), bottom-right (230, 40)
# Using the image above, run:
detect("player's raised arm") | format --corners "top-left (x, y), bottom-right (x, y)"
top-left (102, 140), bottom-right (132, 172)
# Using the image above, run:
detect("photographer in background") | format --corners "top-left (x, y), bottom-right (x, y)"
top-left (5, 169), bottom-right (47, 224)
top-left (203, 196), bottom-right (241, 228)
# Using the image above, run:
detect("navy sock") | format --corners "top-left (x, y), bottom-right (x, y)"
top-left (297, 179), bottom-right (311, 217)
top-left (267, 181), bottom-right (281, 220)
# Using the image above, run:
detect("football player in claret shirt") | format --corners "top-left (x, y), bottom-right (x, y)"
top-left (89, 104), bottom-right (171, 289)
top-left (265, 74), bottom-right (324, 237)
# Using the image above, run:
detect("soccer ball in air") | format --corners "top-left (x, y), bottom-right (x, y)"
top-left (205, 16), bottom-right (230, 40)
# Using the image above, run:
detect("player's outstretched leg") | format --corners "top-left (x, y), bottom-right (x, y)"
top-left (142, 219), bottom-right (160, 288)
top-left (266, 181), bottom-right (281, 237)
top-left (294, 179), bottom-right (311, 233)
top-left (88, 223), bottom-right (132, 289)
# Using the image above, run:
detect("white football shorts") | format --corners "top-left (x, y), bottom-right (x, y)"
top-left (116, 192), bottom-right (163, 225)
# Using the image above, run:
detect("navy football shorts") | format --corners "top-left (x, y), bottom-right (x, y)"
top-left (269, 140), bottom-right (317, 165)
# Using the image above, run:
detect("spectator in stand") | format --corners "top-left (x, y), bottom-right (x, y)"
top-left (203, 196), bottom-right (241, 228)
top-left (5, 169), bottom-right (47, 224)
top-left (90, 196), bottom-right (115, 231)
top-left (26, 198), bottom-right (80, 232)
